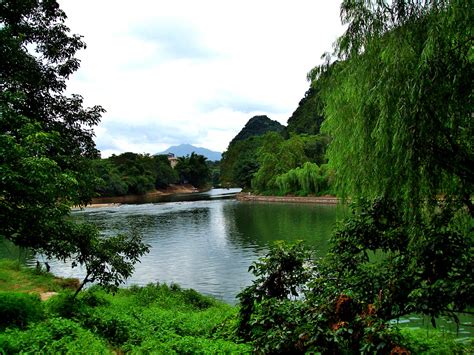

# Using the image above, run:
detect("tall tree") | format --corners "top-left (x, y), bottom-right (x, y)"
top-left (0, 0), bottom-right (148, 291)
top-left (175, 152), bottom-right (210, 188)
top-left (316, 0), bottom-right (473, 320)
top-left (236, 3), bottom-right (473, 351)
top-left (318, 0), bottom-right (473, 217)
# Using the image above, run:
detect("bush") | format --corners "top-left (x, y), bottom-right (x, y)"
top-left (45, 291), bottom-right (83, 319)
top-left (81, 308), bottom-right (131, 345)
top-left (399, 328), bottom-right (473, 354)
top-left (0, 292), bottom-right (44, 330)
top-left (131, 335), bottom-right (252, 354)
top-left (0, 318), bottom-right (110, 354)
top-left (180, 288), bottom-right (214, 310)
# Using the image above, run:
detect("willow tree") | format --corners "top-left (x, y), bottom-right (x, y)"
top-left (318, 0), bottom-right (473, 216)
top-left (235, 1), bottom-right (472, 352)
top-left (314, 0), bottom-right (473, 322)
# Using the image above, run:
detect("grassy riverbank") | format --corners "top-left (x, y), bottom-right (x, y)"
top-left (0, 260), bottom-right (250, 353)
top-left (0, 260), bottom-right (471, 353)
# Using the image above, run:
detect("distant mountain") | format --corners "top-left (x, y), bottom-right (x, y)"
top-left (229, 115), bottom-right (284, 146)
top-left (157, 144), bottom-right (222, 161)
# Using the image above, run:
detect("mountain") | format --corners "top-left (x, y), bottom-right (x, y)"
top-left (286, 87), bottom-right (324, 136)
top-left (157, 144), bottom-right (222, 161)
top-left (229, 115), bottom-right (284, 146)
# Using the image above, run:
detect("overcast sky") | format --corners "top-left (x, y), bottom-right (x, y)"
top-left (59, 0), bottom-right (344, 157)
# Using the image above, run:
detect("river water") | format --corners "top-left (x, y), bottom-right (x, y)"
top-left (1, 189), bottom-right (471, 339)
top-left (47, 188), bottom-right (344, 304)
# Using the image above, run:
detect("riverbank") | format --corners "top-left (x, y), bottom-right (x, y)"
top-left (0, 260), bottom-right (251, 353)
top-left (85, 184), bottom-right (202, 207)
top-left (237, 192), bottom-right (340, 204)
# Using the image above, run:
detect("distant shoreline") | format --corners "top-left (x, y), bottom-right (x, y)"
top-left (75, 184), bottom-right (202, 208)
top-left (236, 193), bottom-right (340, 204)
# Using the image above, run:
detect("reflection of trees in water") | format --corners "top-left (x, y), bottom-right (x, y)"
top-left (0, 238), bottom-right (35, 264)
top-left (226, 203), bottom-right (345, 256)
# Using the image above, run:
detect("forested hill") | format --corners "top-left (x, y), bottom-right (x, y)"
top-left (219, 88), bottom-right (330, 190)
top-left (229, 115), bottom-right (284, 146)
top-left (286, 87), bottom-right (324, 135)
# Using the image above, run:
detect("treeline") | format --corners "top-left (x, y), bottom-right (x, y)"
top-left (220, 86), bottom-right (333, 196)
top-left (92, 152), bottom-right (211, 197)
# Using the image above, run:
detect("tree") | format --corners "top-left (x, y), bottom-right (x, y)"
top-left (314, 0), bottom-right (473, 326)
top-left (220, 135), bottom-right (264, 188)
top-left (236, 1), bottom-right (473, 352)
top-left (318, 0), bottom-right (473, 216)
top-left (251, 132), bottom-right (308, 193)
top-left (0, 0), bottom-right (148, 293)
top-left (175, 152), bottom-right (210, 188)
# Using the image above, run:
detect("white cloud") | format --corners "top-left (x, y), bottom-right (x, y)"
top-left (59, 0), bottom-right (344, 157)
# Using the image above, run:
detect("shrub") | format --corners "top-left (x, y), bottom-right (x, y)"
top-left (45, 291), bottom-right (83, 319)
top-left (399, 328), bottom-right (473, 354)
top-left (0, 318), bottom-right (110, 354)
top-left (81, 308), bottom-right (131, 345)
top-left (180, 288), bottom-right (214, 310)
top-left (0, 292), bottom-right (44, 330)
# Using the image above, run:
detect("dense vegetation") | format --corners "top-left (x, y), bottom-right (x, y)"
top-left (0, 0), bottom-right (149, 296)
top-left (92, 152), bottom-right (212, 197)
top-left (220, 125), bottom-right (331, 194)
top-left (93, 153), bottom-right (178, 196)
top-left (235, 0), bottom-right (473, 352)
top-left (0, 261), bottom-right (251, 353)
top-left (0, 260), bottom-right (470, 353)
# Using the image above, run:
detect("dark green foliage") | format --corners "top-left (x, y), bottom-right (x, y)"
top-left (237, 242), bottom-right (313, 340)
top-left (0, 318), bottom-right (109, 354)
top-left (94, 152), bottom-right (178, 196)
top-left (220, 136), bottom-right (263, 188)
top-left (328, 198), bottom-right (473, 321)
top-left (175, 152), bottom-right (211, 188)
top-left (286, 87), bottom-right (325, 136)
top-left (236, 242), bottom-right (411, 353)
top-left (0, 0), bottom-right (103, 256)
top-left (302, 134), bottom-right (330, 166)
top-left (0, 292), bottom-right (43, 330)
top-left (1, 1), bottom-right (149, 296)
top-left (251, 133), bottom-right (333, 194)
top-left (206, 160), bottom-right (221, 187)
top-left (229, 115), bottom-right (284, 146)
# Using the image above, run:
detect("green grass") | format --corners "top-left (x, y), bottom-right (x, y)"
top-left (0, 259), bottom-right (78, 294)
top-left (0, 261), bottom-right (251, 353)
top-left (400, 328), bottom-right (473, 354)
top-left (0, 260), bottom-right (471, 353)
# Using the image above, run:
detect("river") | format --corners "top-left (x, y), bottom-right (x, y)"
top-left (1, 189), bottom-right (471, 339)
top-left (45, 188), bottom-right (344, 304)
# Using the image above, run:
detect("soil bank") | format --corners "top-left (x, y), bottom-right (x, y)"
top-left (236, 193), bottom-right (340, 204)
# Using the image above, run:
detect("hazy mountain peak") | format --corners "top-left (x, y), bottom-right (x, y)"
top-left (157, 144), bottom-right (222, 161)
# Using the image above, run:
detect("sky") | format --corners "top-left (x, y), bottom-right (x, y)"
top-left (59, 0), bottom-right (344, 158)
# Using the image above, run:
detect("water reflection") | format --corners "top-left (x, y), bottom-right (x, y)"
top-left (48, 198), bottom-right (342, 304)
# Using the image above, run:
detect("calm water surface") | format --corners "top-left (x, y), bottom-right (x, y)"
top-left (1, 189), bottom-right (471, 338)
top-left (49, 189), bottom-right (344, 304)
